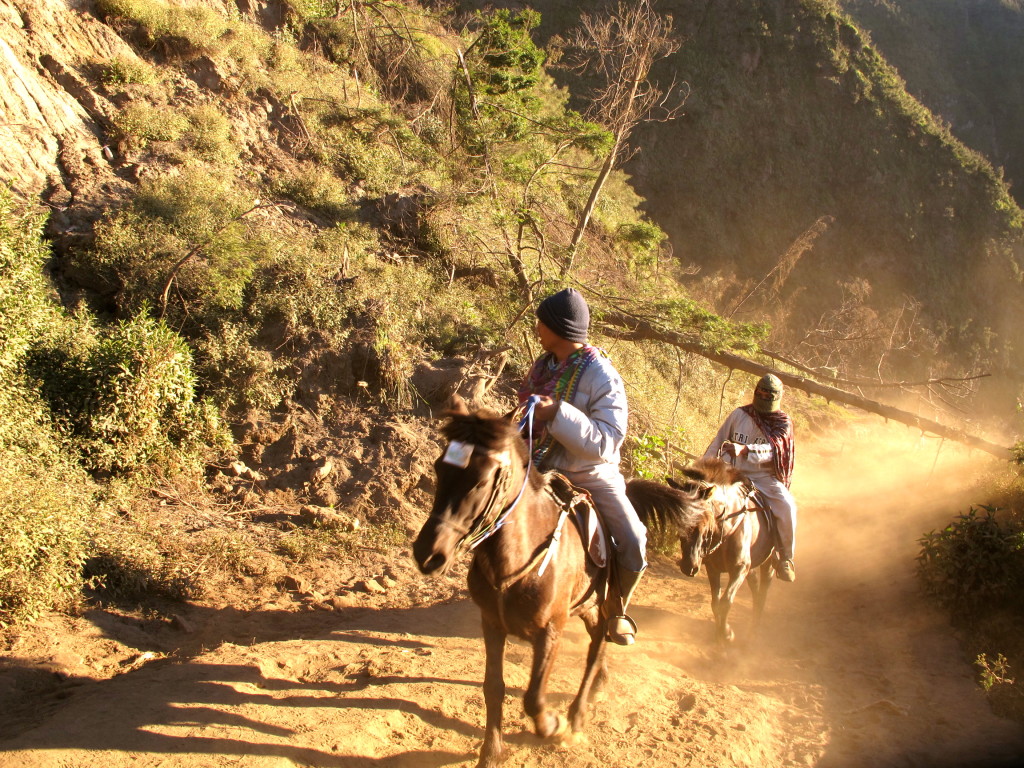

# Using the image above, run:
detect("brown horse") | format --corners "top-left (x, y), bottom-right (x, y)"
top-left (412, 397), bottom-right (610, 768)
top-left (627, 457), bottom-right (775, 645)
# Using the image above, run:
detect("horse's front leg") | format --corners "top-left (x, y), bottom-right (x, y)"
top-left (567, 606), bottom-right (608, 736)
top-left (525, 621), bottom-right (567, 741)
top-left (718, 561), bottom-right (751, 645)
top-left (707, 568), bottom-right (726, 640)
top-left (479, 615), bottom-right (508, 768)
top-left (749, 562), bottom-right (774, 632)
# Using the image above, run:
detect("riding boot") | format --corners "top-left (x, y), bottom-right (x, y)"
top-left (606, 568), bottom-right (644, 645)
top-left (772, 533), bottom-right (796, 582)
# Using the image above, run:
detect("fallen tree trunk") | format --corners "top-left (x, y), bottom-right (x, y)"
top-left (600, 311), bottom-right (1013, 460)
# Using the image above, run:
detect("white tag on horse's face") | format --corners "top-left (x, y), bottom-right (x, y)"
top-left (443, 440), bottom-right (474, 468)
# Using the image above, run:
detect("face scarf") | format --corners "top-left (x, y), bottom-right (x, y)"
top-left (740, 404), bottom-right (795, 488)
top-left (517, 345), bottom-right (601, 467)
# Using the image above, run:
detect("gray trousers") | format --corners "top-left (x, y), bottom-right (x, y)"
top-left (560, 466), bottom-right (648, 572)
top-left (749, 472), bottom-right (797, 561)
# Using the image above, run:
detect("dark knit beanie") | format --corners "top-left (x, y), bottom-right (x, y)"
top-left (536, 288), bottom-right (590, 343)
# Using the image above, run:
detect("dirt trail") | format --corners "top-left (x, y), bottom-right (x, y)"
top-left (2, 429), bottom-right (1024, 767)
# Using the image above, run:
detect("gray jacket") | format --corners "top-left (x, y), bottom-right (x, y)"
top-left (542, 354), bottom-right (628, 475)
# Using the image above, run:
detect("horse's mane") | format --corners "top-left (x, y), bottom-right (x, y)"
top-left (628, 457), bottom-right (748, 539)
top-left (627, 479), bottom-right (706, 537)
top-left (680, 456), bottom-right (745, 487)
top-left (441, 408), bottom-right (545, 491)
top-left (442, 408), bottom-right (515, 450)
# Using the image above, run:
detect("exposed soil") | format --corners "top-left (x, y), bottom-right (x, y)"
top-left (2, 426), bottom-right (1023, 768)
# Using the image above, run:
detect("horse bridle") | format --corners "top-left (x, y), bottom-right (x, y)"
top-left (437, 397), bottom-right (542, 557)
top-left (699, 481), bottom-right (757, 558)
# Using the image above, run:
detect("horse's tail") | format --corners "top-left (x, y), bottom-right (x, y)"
top-left (626, 479), bottom-right (696, 547)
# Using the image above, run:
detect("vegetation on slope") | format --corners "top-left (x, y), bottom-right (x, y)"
top-left (918, 482), bottom-right (1024, 722)
top-left (1, 0), bottom-right (769, 626)
top-left (841, 0), bottom-right (1024, 206)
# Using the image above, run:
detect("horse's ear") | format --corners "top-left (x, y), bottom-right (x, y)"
top-left (698, 483), bottom-right (716, 501)
top-left (447, 394), bottom-right (470, 416)
top-left (666, 476), bottom-right (683, 490)
top-left (501, 407), bottom-right (517, 423)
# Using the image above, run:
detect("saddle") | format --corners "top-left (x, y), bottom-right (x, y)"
top-left (547, 472), bottom-right (609, 570)
top-left (741, 480), bottom-right (773, 535)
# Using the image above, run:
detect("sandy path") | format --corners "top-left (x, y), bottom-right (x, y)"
top-left (2, 431), bottom-right (1023, 767)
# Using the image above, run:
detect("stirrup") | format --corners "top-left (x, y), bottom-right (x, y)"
top-left (606, 614), bottom-right (637, 646)
top-left (775, 558), bottom-right (796, 583)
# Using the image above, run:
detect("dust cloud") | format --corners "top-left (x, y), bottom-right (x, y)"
top-left (2, 417), bottom-right (1021, 768)
top-left (794, 418), bottom-right (1001, 586)
top-left (633, 416), bottom-right (1023, 768)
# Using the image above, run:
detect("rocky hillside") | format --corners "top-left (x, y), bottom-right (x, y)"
top-left (5, 0), bottom-right (1024, 419)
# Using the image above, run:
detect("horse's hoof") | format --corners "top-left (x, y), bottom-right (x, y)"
top-left (536, 711), bottom-right (568, 740)
top-left (550, 713), bottom-right (569, 739)
top-left (558, 730), bottom-right (586, 747)
top-left (476, 746), bottom-right (507, 768)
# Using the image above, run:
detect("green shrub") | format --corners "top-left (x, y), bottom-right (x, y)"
top-left (283, 0), bottom-right (336, 23)
top-left (626, 433), bottom-right (668, 480)
top-left (85, 167), bottom-right (272, 321)
top-left (0, 190), bottom-right (93, 624)
top-left (271, 165), bottom-right (354, 221)
top-left (183, 105), bottom-right (237, 164)
top-left (99, 54), bottom-right (158, 86)
top-left (617, 220), bottom-right (667, 257)
top-left (195, 322), bottom-right (291, 414)
top-left (34, 311), bottom-right (226, 474)
top-left (0, 192), bottom-right (64, 374)
top-left (456, 9), bottom-right (546, 151)
top-left (649, 297), bottom-right (770, 353)
top-left (97, 0), bottom-right (233, 57)
top-left (0, 459), bottom-right (92, 624)
top-left (244, 222), bottom-right (373, 345)
top-left (97, 0), bottom-right (273, 90)
top-left (112, 102), bottom-right (188, 148)
top-left (918, 505), bottom-right (1024, 617)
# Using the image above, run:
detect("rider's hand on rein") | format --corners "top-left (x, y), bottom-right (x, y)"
top-left (719, 441), bottom-right (746, 463)
top-left (532, 395), bottom-right (558, 421)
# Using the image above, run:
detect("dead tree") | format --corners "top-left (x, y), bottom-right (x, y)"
top-left (559, 0), bottom-right (686, 275)
top-left (599, 310), bottom-right (1012, 459)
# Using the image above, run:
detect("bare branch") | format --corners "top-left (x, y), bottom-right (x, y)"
top-left (598, 311), bottom-right (1011, 459)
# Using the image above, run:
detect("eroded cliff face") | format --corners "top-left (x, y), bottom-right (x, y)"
top-left (1, 0), bottom-right (124, 199)
top-left (0, 0), bottom-right (285, 259)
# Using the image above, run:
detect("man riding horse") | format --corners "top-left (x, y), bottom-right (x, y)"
top-left (704, 373), bottom-right (798, 582)
top-left (518, 288), bottom-right (648, 645)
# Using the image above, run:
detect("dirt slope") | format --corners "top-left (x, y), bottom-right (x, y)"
top-left (2, 429), bottom-right (1024, 767)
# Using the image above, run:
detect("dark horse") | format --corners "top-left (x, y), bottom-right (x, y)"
top-left (627, 457), bottom-right (775, 645)
top-left (413, 397), bottom-right (610, 767)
